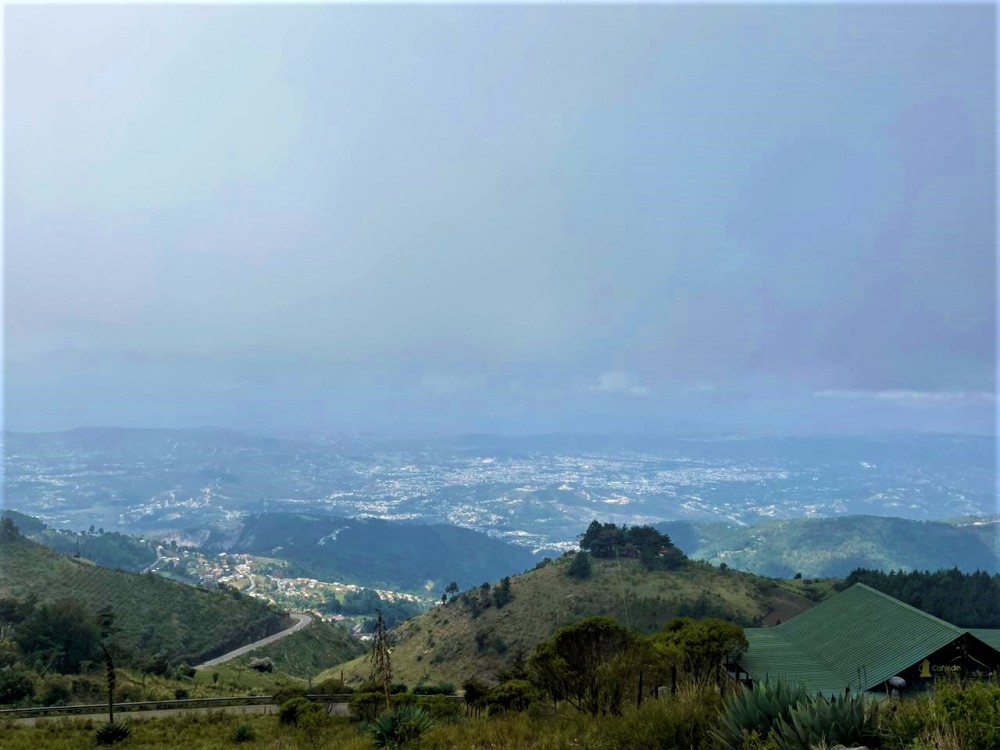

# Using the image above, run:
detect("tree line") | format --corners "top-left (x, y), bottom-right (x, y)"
top-left (844, 567), bottom-right (1000, 628)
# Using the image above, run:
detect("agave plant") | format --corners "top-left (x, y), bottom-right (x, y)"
top-left (772, 693), bottom-right (874, 750)
top-left (94, 721), bottom-right (131, 746)
top-left (713, 679), bottom-right (809, 750)
top-left (231, 723), bottom-right (256, 743)
top-left (366, 705), bottom-right (435, 749)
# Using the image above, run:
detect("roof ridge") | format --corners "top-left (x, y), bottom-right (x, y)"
top-left (851, 583), bottom-right (965, 634)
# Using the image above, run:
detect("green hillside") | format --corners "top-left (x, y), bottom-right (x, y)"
top-left (230, 512), bottom-right (539, 592)
top-left (1, 508), bottom-right (157, 571)
top-left (324, 554), bottom-right (814, 686)
top-left (660, 515), bottom-right (1000, 578)
top-left (226, 618), bottom-right (366, 678)
top-left (0, 528), bottom-right (288, 665)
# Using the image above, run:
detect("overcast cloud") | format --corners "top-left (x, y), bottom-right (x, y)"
top-left (4, 4), bottom-right (996, 435)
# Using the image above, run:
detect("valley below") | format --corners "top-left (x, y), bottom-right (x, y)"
top-left (4, 429), bottom-right (994, 554)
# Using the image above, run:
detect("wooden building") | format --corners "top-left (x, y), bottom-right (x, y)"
top-left (737, 583), bottom-right (1000, 696)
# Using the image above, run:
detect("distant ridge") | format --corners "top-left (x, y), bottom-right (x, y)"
top-left (659, 515), bottom-right (1000, 578)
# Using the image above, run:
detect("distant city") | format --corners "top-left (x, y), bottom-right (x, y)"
top-left (4, 428), bottom-right (993, 551)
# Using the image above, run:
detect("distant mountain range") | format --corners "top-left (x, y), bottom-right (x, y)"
top-left (6, 499), bottom-right (998, 599)
top-left (660, 515), bottom-right (1000, 578)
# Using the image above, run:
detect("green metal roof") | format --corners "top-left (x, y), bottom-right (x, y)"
top-left (969, 629), bottom-right (1000, 651)
top-left (740, 627), bottom-right (845, 695)
top-left (740, 583), bottom-right (976, 695)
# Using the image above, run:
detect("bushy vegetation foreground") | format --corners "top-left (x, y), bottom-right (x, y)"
top-left (2, 679), bottom-right (998, 750)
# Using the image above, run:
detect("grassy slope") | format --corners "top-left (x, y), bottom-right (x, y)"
top-left (226, 619), bottom-right (366, 678)
top-left (325, 555), bottom-right (814, 686)
top-left (663, 515), bottom-right (1000, 578)
top-left (0, 533), bottom-right (288, 665)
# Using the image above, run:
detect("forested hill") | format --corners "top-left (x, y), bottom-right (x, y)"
top-left (325, 552), bottom-right (815, 686)
top-left (228, 513), bottom-right (540, 592)
top-left (660, 515), bottom-right (1000, 578)
top-left (0, 521), bottom-right (288, 666)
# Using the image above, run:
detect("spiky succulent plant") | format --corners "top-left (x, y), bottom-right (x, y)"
top-left (714, 678), bottom-right (809, 750)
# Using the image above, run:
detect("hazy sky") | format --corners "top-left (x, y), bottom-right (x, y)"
top-left (5, 4), bottom-right (996, 436)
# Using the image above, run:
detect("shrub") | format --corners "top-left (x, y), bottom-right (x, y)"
top-left (357, 681), bottom-right (408, 695)
top-left (273, 685), bottom-right (308, 705)
top-left (461, 677), bottom-right (489, 715)
top-left (591, 686), bottom-right (723, 750)
top-left (231, 723), bottom-right (256, 743)
top-left (279, 696), bottom-right (325, 726)
top-left (351, 691), bottom-right (391, 722)
top-left (94, 721), bottom-right (131, 745)
top-left (40, 675), bottom-right (72, 706)
top-left (930, 679), bottom-right (1000, 750)
top-left (413, 694), bottom-right (463, 722)
top-left (483, 680), bottom-right (542, 714)
top-left (0, 665), bottom-right (36, 704)
top-left (412, 682), bottom-right (455, 696)
top-left (366, 705), bottom-right (434, 749)
top-left (69, 675), bottom-right (104, 703)
top-left (878, 698), bottom-right (930, 750)
top-left (567, 551), bottom-right (592, 580)
top-left (116, 684), bottom-right (145, 703)
top-left (174, 688), bottom-right (189, 700)
top-left (313, 677), bottom-right (352, 695)
top-left (0, 640), bottom-right (20, 670)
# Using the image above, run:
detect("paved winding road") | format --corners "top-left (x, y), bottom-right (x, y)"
top-left (196, 612), bottom-right (313, 668)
